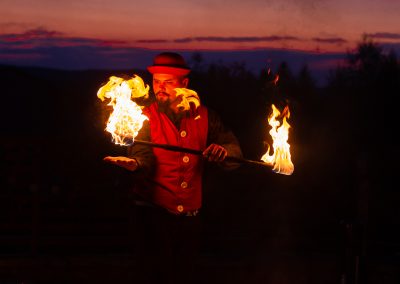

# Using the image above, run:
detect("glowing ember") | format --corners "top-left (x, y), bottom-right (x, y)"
top-left (273, 74), bottom-right (280, 85)
top-left (97, 75), bottom-right (149, 146)
top-left (261, 104), bottom-right (294, 175)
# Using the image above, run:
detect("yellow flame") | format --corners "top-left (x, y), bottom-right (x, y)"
top-left (97, 75), bottom-right (149, 146)
top-left (261, 104), bottom-right (294, 175)
top-left (97, 75), bottom-right (149, 101)
top-left (175, 88), bottom-right (201, 111)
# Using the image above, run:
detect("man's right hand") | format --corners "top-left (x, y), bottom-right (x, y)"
top-left (103, 156), bottom-right (139, 171)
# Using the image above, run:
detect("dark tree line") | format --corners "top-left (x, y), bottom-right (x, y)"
top-left (1, 38), bottom-right (398, 213)
top-left (0, 38), bottom-right (399, 283)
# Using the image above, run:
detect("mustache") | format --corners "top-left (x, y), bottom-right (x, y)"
top-left (156, 91), bottom-right (169, 96)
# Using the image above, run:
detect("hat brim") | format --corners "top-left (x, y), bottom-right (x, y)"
top-left (147, 66), bottom-right (190, 76)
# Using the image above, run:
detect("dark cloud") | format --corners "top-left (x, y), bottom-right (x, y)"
top-left (0, 27), bottom-right (62, 43)
top-left (367, 32), bottom-right (400, 40)
top-left (0, 28), bottom-right (125, 49)
top-left (173, 38), bottom-right (193, 43)
top-left (195, 36), bottom-right (300, 42)
top-left (99, 40), bottom-right (128, 46)
top-left (150, 35), bottom-right (301, 44)
top-left (312, 37), bottom-right (347, 44)
top-left (136, 39), bottom-right (169, 43)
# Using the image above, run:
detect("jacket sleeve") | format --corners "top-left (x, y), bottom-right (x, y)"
top-left (207, 108), bottom-right (243, 170)
top-left (126, 120), bottom-right (156, 174)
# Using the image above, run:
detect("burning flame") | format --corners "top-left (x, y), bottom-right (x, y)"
top-left (261, 104), bottom-right (294, 175)
top-left (175, 88), bottom-right (201, 111)
top-left (97, 75), bottom-right (149, 146)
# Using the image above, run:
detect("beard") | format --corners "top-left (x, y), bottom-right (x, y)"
top-left (157, 99), bottom-right (170, 112)
top-left (156, 92), bottom-right (171, 112)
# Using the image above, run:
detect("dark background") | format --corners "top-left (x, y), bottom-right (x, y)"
top-left (1, 39), bottom-right (399, 283)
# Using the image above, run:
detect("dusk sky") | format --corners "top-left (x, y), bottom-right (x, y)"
top-left (1, 0), bottom-right (400, 83)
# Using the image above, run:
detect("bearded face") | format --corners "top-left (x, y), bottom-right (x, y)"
top-left (153, 74), bottom-right (188, 110)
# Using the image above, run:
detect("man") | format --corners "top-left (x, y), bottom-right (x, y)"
top-left (104, 52), bottom-right (243, 283)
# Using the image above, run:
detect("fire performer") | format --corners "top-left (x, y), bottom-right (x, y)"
top-left (103, 52), bottom-right (243, 283)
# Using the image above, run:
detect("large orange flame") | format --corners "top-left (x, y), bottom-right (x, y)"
top-left (261, 104), bottom-right (294, 175)
top-left (97, 75), bottom-right (149, 146)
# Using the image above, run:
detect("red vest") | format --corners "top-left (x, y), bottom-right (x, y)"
top-left (136, 103), bottom-right (208, 214)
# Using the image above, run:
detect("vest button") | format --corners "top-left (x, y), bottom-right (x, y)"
top-left (180, 130), bottom-right (187, 137)
top-left (181, 181), bottom-right (188, 189)
top-left (182, 156), bottom-right (189, 163)
top-left (177, 205), bottom-right (184, 212)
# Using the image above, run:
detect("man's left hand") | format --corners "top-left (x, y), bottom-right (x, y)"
top-left (202, 144), bottom-right (227, 162)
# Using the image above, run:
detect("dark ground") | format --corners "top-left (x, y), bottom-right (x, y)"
top-left (1, 156), bottom-right (399, 284)
top-left (1, 64), bottom-right (399, 284)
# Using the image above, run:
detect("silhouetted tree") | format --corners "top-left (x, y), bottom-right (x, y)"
top-left (274, 61), bottom-right (296, 107)
top-left (296, 65), bottom-right (316, 96)
top-left (328, 37), bottom-right (399, 151)
top-left (289, 64), bottom-right (319, 145)
top-left (326, 38), bottom-right (400, 282)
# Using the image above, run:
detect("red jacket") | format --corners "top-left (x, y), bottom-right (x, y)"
top-left (134, 103), bottom-right (208, 214)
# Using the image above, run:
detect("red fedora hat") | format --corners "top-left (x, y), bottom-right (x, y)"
top-left (147, 52), bottom-right (191, 76)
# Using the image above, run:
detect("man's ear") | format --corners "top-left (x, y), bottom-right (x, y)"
top-left (182, 78), bottom-right (189, 88)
